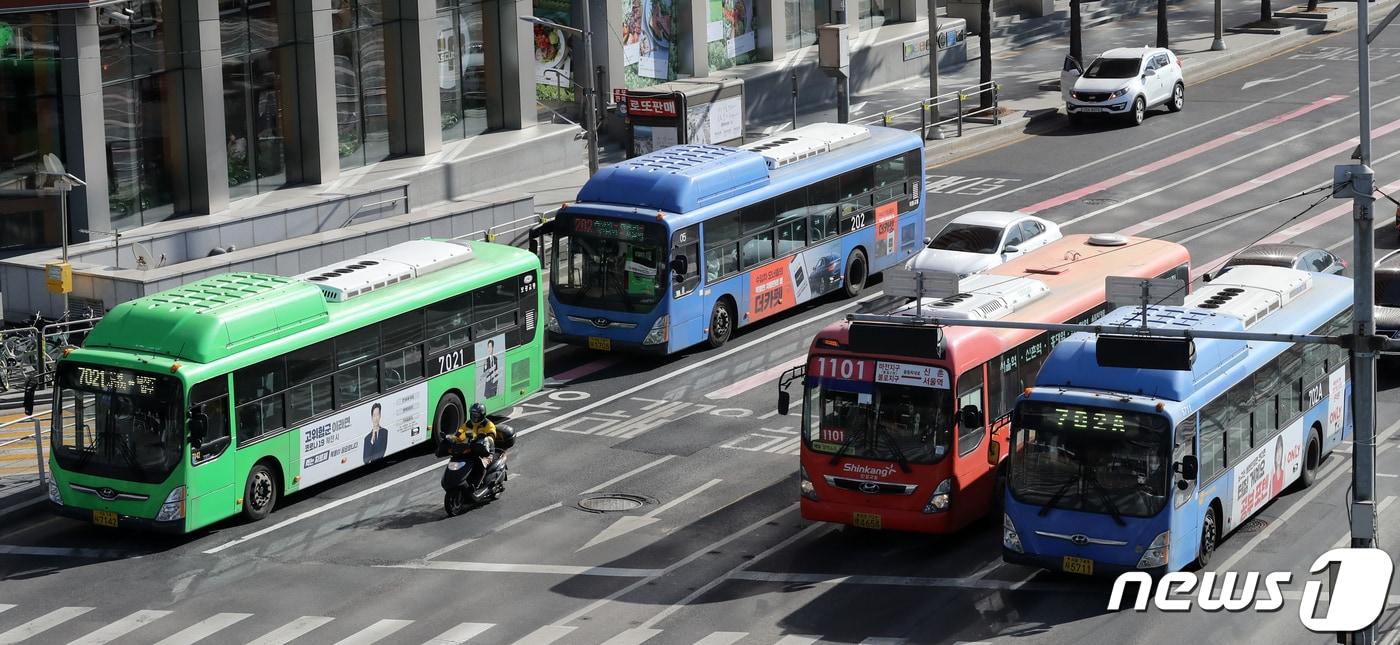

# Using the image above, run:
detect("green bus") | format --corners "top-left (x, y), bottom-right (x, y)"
top-left (38, 239), bottom-right (543, 532)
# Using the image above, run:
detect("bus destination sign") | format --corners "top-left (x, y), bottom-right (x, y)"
top-left (74, 365), bottom-right (162, 397)
top-left (573, 217), bottom-right (648, 242)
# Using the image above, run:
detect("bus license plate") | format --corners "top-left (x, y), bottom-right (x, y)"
top-left (853, 512), bottom-right (882, 530)
top-left (1062, 555), bottom-right (1094, 575)
top-left (92, 510), bottom-right (119, 528)
top-left (588, 337), bottom-right (611, 351)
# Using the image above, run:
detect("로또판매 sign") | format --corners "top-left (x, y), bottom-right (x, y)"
top-left (875, 361), bottom-right (949, 389)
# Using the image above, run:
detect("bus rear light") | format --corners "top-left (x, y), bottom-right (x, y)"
top-left (47, 476), bottom-right (63, 506)
top-left (799, 465), bottom-right (819, 501)
top-left (643, 315), bottom-right (670, 345)
top-left (923, 477), bottom-right (953, 513)
top-left (156, 486), bottom-right (186, 522)
top-left (1003, 513), bottom-right (1024, 553)
top-left (1137, 531), bottom-right (1170, 568)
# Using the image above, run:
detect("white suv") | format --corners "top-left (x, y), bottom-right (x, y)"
top-left (1062, 47), bottom-right (1184, 126)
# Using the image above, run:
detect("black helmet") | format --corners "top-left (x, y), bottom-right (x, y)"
top-left (469, 402), bottom-right (486, 423)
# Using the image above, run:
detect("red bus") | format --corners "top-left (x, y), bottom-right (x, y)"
top-left (778, 234), bottom-right (1191, 533)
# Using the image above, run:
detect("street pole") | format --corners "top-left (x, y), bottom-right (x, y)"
top-left (928, 0), bottom-right (944, 139)
top-left (580, 8), bottom-right (600, 176)
top-left (1212, 0), bottom-right (1226, 50)
top-left (59, 182), bottom-right (69, 315)
top-left (1349, 0), bottom-right (1378, 639)
top-left (792, 70), bottom-right (799, 131)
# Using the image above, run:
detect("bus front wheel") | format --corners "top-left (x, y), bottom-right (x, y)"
top-left (707, 299), bottom-right (735, 349)
top-left (844, 250), bottom-right (867, 298)
top-left (1195, 504), bottom-right (1218, 569)
top-left (243, 463), bottom-right (278, 522)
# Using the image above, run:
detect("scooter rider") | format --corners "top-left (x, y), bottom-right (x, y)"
top-left (453, 403), bottom-right (497, 488)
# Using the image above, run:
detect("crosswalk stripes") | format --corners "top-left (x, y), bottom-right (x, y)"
top-left (425, 622), bottom-right (494, 644)
top-left (332, 618), bottom-right (414, 645)
top-left (152, 613), bottom-right (252, 645)
top-left (70, 609), bottom-right (171, 645)
top-left (0, 606), bottom-right (93, 645)
top-left (692, 633), bottom-right (748, 645)
top-left (772, 636), bottom-right (820, 645)
top-left (246, 616), bottom-right (335, 645)
top-left (599, 628), bottom-right (662, 645)
top-left (510, 625), bottom-right (577, 645)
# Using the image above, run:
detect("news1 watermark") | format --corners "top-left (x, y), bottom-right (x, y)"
top-left (1108, 548), bottom-right (1394, 632)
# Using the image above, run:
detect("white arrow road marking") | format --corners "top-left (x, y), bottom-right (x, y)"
top-left (579, 479), bottom-right (724, 551)
top-left (1241, 64), bottom-right (1325, 91)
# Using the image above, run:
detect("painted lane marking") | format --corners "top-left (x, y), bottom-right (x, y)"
top-left (550, 357), bottom-right (621, 383)
top-left (420, 503), bottom-right (564, 562)
top-left (580, 478), bottom-right (725, 551)
top-left (705, 356), bottom-right (806, 400)
top-left (69, 609), bottom-right (171, 645)
top-left (331, 619), bottom-right (413, 645)
top-left (1117, 116), bottom-right (1400, 237)
top-left (928, 79), bottom-right (1336, 218)
top-left (1215, 418), bottom-right (1400, 573)
top-left (727, 570), bottom-right (1086, 592)
top-left (0, 607), bottom-right (94, 645)
top-left (150, 613), bottom-right (252, 645)
top-left (381, 560), bottom-right (663, 577)
top-left (692, 633), bottom-right (748, 645)
top-left (598, 628), bottom-right (662, 645)
top-left (246, 616), bottom-right (335, 645)
top-left (508, 626), bottom-right (576, 645)
top-left (424, 623), bottom-right (494, 645)
top-left (1021, 95), bottom-right (1347, 215)
top-left (772, 636), bottom-right (820, 645)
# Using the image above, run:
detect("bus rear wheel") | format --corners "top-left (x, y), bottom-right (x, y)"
top-left (707, 299), bottom-right (735, 349)
top-left (844, 249), bottom-right (868, 298)
top-left (1195, 504), bottom-right (1218, 569)
top-left (1299, 431), bottom-right (1321, 489)
top-left (242, 463), bottom-right (278, 522)
top-left (435, 392), bottom-right (466, 456)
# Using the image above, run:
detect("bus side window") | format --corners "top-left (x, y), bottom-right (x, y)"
top-left (190, 377), bottom-right (231, 464)
top-left (335, 325), bottom-right (381, 406)
top-left (234, 357), bottom-right (286, 444)
top-left (381, 309), bottom-right (425, 390)
top-left (1198, 399), bottom-right (1226, 481)
top-left (956, 366), bottom-right (985, 456)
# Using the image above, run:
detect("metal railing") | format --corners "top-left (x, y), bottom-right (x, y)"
top-left (341, 195), bottom-right (408, 229)
top-left (854, 81), bottom-right (1002, 140)
top-left (0, 404), bottom-right (61, 490)
top-left (0, 313), bottom-right (102, 393)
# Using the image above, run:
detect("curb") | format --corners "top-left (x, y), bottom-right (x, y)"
top-left (0, 485), bottom-right (47, 524)
top-left (916, 1), bottom-right (1394, 168)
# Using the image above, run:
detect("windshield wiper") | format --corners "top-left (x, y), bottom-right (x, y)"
top-left (1037, 478), bottom-right (1078, 517)
top-left (1085, 473), bottom-right (1126, 526)
top-left (874, 426), bottom-right (912, 473)
top-left (827, 428), bottom-right (863, 466)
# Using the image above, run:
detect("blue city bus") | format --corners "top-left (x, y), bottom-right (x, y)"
top-left (1001, 265), bottom-right (1353, 574)
top-left (538, 123), bottom-right (926, 353)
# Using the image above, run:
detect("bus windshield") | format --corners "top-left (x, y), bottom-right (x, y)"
top-left (53, 363), bottom-right (184, 484)
top-left (1009, 401), bottom-right (1170, 518)
top-left (552, 214), bottom-right (667, 314)
top-left (805, 383), bottom-right (952, 464)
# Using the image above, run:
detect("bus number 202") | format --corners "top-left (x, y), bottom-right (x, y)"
top-left (438, 349), bottom-right (467, 374)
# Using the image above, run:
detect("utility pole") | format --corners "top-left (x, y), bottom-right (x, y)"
top-left (928, 0), bottom-right (944, 139)
top-left (1346, 0), bottom-right (1378, 638)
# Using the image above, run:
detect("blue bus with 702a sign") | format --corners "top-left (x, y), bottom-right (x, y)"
top-left (537, 123), bottom-right (926, 354)
top-left (1001, 265), bottom-right (1353, 574)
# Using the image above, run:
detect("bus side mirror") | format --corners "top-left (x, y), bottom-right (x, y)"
top-left (671, 256), bottom-right (688, 276)
top-left (1173, 455), bottom-right (1198, 481)
top-left (778, 390), bottom-right (791, 416)
top-left (987, 440), bottom-right (1001, 466)
top-left (22, 377), bottom-right (38, 416)
top-left (188, 407), bottom-right (209, 449)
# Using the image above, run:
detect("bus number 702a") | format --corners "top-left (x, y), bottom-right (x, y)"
top-left (438, 348), bottom-right (467, 374)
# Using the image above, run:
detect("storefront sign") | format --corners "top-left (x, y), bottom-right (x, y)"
top-left (627, 95), bottom-right (679, 117)
top-left (901, 25), bottom-right (967, 61)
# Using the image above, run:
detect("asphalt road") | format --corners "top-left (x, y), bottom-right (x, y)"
top-left (4, 26), bottom-right (1400, 645)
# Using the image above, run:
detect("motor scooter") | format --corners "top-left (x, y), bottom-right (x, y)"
top-left (441, 425), bottom-right (514, 516)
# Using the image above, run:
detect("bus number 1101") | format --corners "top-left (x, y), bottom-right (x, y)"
top-left (812, 357), bottom-right (870, 381)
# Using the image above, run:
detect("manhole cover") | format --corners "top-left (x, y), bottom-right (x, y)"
top-left (578, 493), bottom-right (648, 513)
top-left (1082, 197), bottom-right (1117, 206)
top-left (1238, 517), bottom-right (1269, 534)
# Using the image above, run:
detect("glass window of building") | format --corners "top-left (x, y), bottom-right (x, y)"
top-left (100, 0), bottom-right (183, 230)
top-left (0, 14), bottom-right (65, 249)
top-left (436, 0), bottom-right (490, 141)
top-left (220, 0), bottom-right (292, 200)
top-left (332, 0), bottom-right (391, 169)
top-left (785, 0), bottom-right (823, 49)
top-left (860, 0), bottom-right (898, 30)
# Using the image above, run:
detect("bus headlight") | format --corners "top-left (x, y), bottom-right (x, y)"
top-left (545, 306), bottom-right (561, 333)
top-left (923, 477), bottom-right (953, 513)
top-left (1137, 531), bottom-right (1170, 569)
top-left (155, 486), bottom-right (186, 522)
top-left (642, 315), bottom-right (669, 345)
top-left (1003, 513), bottom-right (1024, 553)
top-left (799, 465), bottom-right (819, 501)
top-left (47, 476), bottom-right (63, 506)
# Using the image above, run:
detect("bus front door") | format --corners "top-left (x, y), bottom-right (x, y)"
top-left (186, 377), bottom-right (238, 528)
top-left (670, 226), bottom-right (703, 344)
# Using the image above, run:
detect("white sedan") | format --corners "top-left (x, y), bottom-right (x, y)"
top-left (908, 211), bottom-right (1062, 277)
